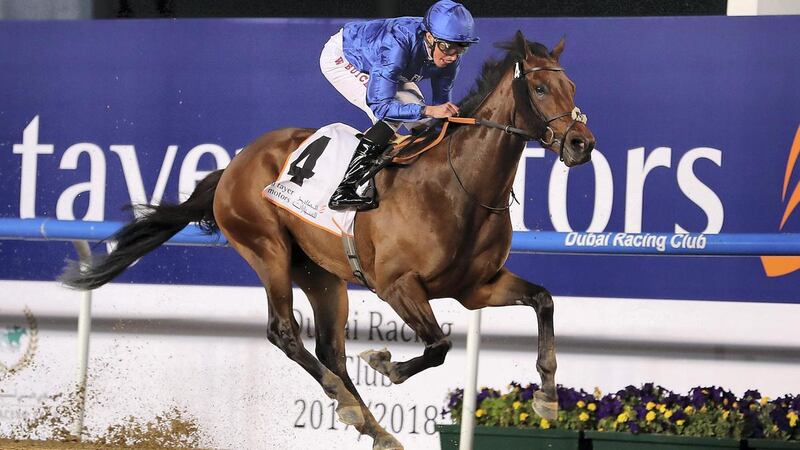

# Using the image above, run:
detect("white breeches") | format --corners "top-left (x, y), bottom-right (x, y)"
top-left (319, 29), bottom-right (429, 131)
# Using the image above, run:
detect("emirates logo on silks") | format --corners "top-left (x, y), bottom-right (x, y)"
top-left (761, 125), bottom-right (800, 277)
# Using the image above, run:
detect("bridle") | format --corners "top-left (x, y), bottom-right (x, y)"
top-left (444, 58), bottom-right (589, 212)
top-left (510, 61), bottom-right (588, 161)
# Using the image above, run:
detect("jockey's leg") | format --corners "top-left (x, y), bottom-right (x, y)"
top-left (329, 120), bottom-right (395, 211)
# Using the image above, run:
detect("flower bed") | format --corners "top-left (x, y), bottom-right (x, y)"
top-left (440, 383), bottom-right (799, 448)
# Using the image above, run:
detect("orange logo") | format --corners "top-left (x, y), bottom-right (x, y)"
top-left (761, 125), bottom-right (800, 277)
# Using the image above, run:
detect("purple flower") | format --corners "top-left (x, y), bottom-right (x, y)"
top-left (629, 421), bottom-right (640, 434)
top-left (520, 383), bottom-right (538, 401)
top-left (477, 388), bottom-right (500, 402)
top-left (770, 407), bottom-right (790, 431)
top-left (791, 395), bottom-right (800, 411)
top-left (633, 404), bottom-right (647, 421)
top-left (690, 387), bottom-right (709, 408)
top-left (558, 386), bottom-right (581, 410)
top-left (669, 410), bottom-right (687, 423)
top-left (744, 389), bottom-right (762, 400)
top-left (640, 383), bottom-right (658, 404)
top-left (597, 396), bottom-right (622, 419)
top-left (448, 388), bottom-right (464, 408)
top-left (664, 392), bottom-right (686, 408)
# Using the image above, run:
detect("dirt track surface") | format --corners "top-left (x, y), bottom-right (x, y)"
top-left (0, 440), bottom-right (203, 449)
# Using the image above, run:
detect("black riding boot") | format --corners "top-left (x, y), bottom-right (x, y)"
top-left (329, 121), bottom-right (394, 211)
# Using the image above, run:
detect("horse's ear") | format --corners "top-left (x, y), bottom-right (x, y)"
top-left (514, 30), bottom-right (530, 57)
top-left (550, 36), bottom-right (566, 62)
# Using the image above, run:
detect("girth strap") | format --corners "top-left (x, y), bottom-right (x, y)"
top-left (342, 233), bottom-right (375, 292)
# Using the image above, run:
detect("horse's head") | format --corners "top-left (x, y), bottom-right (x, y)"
top-left (510, 31), bottom-right (595, 167)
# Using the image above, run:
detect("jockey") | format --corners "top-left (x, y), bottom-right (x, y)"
top-left (320, 0), bottom-right (479, 210)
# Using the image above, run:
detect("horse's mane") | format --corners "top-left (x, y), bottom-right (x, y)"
top-left (458, 39), bottom-right (551, 117)
top-left (395, 38), bottom-right (551, 156)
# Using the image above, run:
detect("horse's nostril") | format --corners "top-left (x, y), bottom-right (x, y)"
top-left (571, 137), bottom-right (586, 151)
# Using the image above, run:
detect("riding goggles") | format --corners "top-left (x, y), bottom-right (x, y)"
top-left (434, 39), bottom-right (469, 56)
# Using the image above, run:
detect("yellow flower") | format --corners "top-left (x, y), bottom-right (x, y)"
top-left (520, 412), bottom-right (529, 422)
top-left (761, 397), bottom-right (770, 406)
top-left (700, 406), bottom-right (708, 413)
top-left (664, 410), bottom-right (673, 419)
top-left (676, 419), bottom-right (686, 426)
top-left (787, 411), bottom-right (798, 428)
top-left (684, 405), bottom-right (695, 414)
top-left (593, 387), bottom-right (603, 400)
top-left (579, 412), bottom-right (590, 422)
top-left (616, 412), bottom-right (629, 423)
top-left (723, 399), bottom-right (729, 406)
top-left (722, 410), bottom-right (730, 420)
top-left (646, 401), bottom-right (656, 411)
top-left (646, 411), bottom-right (656, 422)
top-left (540, 418), bottom-right (551, 429)
top-left (513, 401), bottom-right (521, 410)
top-left (587, 403), bottom-right (597, 412)
top-left (577, 400), bottom-right (586, 408)
top-left (658, 404), bottom-right (667, 413)
top-left (732, 402), bottom-right (738, 409)
top-left (475, 409), bottom-right (485, 418)
top-left (773, 425), bottom-right (780, 432)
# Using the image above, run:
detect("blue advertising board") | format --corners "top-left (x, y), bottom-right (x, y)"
top-left (1, 17), bottom-right (799, 302)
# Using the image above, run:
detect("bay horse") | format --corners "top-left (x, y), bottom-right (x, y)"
top-left (62, 31), bottom-right (595, 449)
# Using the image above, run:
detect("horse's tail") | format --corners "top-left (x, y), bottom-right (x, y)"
top-left (60, 169), bottom-right (224, 291)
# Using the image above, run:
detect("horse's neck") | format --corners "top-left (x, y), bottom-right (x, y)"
top-left (449, 74), bottom-right (526, 210)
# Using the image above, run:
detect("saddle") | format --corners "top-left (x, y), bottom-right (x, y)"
top-left (360, 119), bottom-right (457, 183)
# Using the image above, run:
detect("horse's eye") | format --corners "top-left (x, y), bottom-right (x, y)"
top-left (534, 85), bottom-right (546, 96)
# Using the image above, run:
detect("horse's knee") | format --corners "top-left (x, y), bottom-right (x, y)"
top-left (267, 318), bottom-right (301, 356)
top-left (423, 339), bottom-right (452, 367)
top-left (531, 289), bottom-right (554, 315)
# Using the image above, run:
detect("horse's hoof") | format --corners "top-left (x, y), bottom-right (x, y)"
top-left (373, 434), bottom-right (404, 450)
top-left (533, 390), bottom-right (559, 421)
top-left (360, 348), bottom-right (392, 374)
top-left (336, 405), bottom-right (365, 426)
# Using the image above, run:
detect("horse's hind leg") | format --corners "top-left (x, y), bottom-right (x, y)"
top-left (361, 273), bottom-right (452, 385)
top-left (291, 254), bottom-right (403, 450)
top-left (459, 268), bottom-right (558, 421)
top-left (225, 231), bottom-right (362, 429)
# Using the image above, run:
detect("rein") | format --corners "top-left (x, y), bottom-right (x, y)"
top-left (387, 60), bottom-right (588, 213)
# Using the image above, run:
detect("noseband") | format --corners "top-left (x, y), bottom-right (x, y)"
top-left (512, 61), bottom-right (588, 161)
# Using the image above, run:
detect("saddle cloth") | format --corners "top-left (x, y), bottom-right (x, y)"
top-left (262, 123), bottom-right (361, 237)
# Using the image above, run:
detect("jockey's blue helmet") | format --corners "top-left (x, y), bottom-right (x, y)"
top-left (423, 0), bottom-right (480, 44)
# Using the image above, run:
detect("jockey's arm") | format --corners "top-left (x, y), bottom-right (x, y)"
top-left (368, 71), bottom-right (459, 119)
top-left (366, 69), bottom-right (426, 121)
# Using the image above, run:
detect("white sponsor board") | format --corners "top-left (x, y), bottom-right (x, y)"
top-left (1, 280), bottom-right (799, 449)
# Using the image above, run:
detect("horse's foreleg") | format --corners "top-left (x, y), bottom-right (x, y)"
top-left (364, 273), bottom-right (451, 384)
top-left (458, 268), bottom-right (558, 421)
top-left (292, 258), bottom-right (403, 450)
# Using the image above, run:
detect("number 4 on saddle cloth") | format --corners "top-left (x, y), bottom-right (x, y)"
top-left (263, 123), bottom-right (371, 237)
